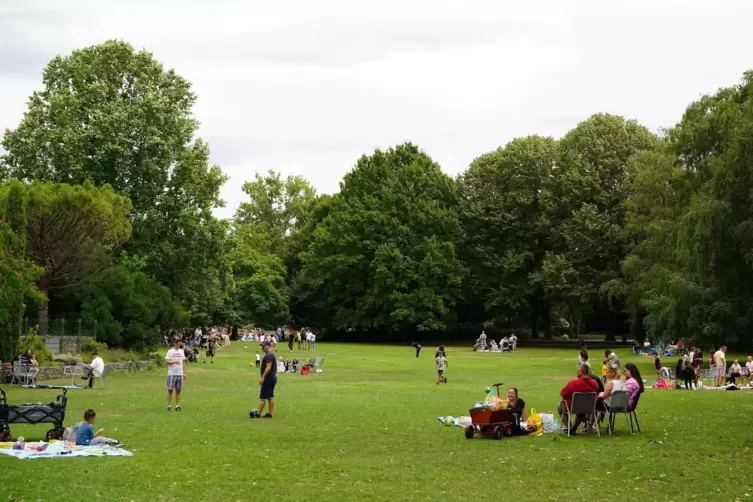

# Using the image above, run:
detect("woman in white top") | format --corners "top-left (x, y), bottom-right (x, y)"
top-left (597, 364), bottom-right (624, 412)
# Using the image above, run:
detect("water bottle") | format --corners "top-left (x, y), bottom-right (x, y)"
top-left (553, 418), bottom-right (560, 433)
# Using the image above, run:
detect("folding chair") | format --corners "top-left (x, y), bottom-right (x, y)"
top-left (26, 366), bottom-right (39, 386)
top-left (313, 357), bottom-right (325, 375)
top-left (10, 362), bottom-right (27, 387)
top-left (68, 363), bottom-right (87, 385)
top-left (92, 366), bottom-right (107, 388)
top-left (607, 391), bottom-right (641, 434)
top-left (561, 392), bottom-right (600, 437)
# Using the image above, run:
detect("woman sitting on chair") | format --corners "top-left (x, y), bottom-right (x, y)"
top-left (597, 364), bottom-right (624, 414)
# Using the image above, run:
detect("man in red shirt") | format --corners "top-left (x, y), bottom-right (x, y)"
top-left (558, 363), bottom-right (599, 434)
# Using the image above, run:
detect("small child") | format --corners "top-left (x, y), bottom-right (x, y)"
top-left (601, 360), bottom-right (608, 384)
top-left (75, 409), bottom-right (121, 446)
top-left (255, 352), bottom-right (261, 368)
top-left (436, 352), bottom-right (448, 385)
top-left (654, 354), bottom-right (662, 379)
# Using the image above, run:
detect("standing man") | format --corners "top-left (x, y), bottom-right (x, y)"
top-left (250, 340), bottom-right (277, 419)
top-left (204, 334), bottom-right (216, 364)
top-left (165, 338), bottom-right (187, 411)
top-left (714, 345), bottom-right (727, 387)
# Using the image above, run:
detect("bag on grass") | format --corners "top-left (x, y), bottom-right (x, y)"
top-left (528, 408), bottom-right (542, 431)
top-left (540, 413), bottom-right (555, 433)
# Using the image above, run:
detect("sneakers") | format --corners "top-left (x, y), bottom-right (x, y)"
top-left (444, 377), bottom-right (448, 384)
top-left (167, 406), bottom-right (171, 412)
top-left (262, 413), bottom-right (272, 419)
top-left (176, 406), bottom-right (182, 412)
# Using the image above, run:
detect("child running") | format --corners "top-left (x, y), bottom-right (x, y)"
top-left (435, 350), bottom-right (448, 384)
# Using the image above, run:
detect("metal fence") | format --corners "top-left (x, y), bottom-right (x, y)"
top-left (24, 317), bottom-right (99, 339)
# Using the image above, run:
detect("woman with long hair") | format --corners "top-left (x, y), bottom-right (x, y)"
top-left (624, 363), bottom-right (644, 409)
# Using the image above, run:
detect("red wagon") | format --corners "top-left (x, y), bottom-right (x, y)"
top-left (464, 383), bottom-right (517, 440)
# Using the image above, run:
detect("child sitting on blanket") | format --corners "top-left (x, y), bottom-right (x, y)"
top-left (74, 409), bottom-right (121, 446)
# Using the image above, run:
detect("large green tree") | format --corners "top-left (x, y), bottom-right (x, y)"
top-left (0, 40), bottom-right (229, 321)
top-left (235, 170), bottom-right (317, 256)
top-left (300, 143), bottom-right (463, 333)
top-left (639, 71), bottom-right (753, 347)
top-left (0, 182), bottom-right (44, 360)
top-left (460, 136), bottom-right (560, 338)
top-left (0, 181), bottom-right (132, 334)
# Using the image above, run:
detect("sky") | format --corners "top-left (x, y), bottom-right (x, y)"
top-left (1, 0), bottom-right (753, 218)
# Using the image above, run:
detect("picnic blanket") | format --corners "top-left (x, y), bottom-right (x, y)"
top-left (21, 384), bottom-right (83, 390)
top-left (0, 441), bottom-right (133, 459)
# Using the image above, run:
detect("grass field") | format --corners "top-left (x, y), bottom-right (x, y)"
top-left (2, 343), bottom-right (753, 501)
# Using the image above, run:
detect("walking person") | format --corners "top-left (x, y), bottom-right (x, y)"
top-left (165, 338), bottom-right (187, 411)
top-left (204, 334), bottom-right (216, 364)
top-left (435, 350), bottom-right (448, 384)
top-left (250, 340), bottom-right (277, 419)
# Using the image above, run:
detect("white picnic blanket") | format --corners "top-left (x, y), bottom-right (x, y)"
top-left (0, 441), bottom-right (133, 459)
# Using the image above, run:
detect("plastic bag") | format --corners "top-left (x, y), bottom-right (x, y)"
top-left (528, 408), bottom-right (542, 430)
top-left (540, 413), bottom-right (555, 433)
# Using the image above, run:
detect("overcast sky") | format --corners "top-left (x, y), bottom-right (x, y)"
top-left (1, 0), bottom-right (752, 218)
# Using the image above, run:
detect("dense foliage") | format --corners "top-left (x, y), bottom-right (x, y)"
top-left (2, 40), bottom-right (753, 350)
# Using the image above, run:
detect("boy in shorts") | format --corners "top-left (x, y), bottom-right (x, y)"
top-left (436, 351), bottom-right (448, 384)
top-left (165, 338), bottom-right (187, 411)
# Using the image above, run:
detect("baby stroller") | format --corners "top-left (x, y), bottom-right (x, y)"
top-left (500, 340), bottom-right (512, 353)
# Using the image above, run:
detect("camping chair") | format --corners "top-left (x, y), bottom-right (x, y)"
top-left (313, 357), bottom-right (325, 375)
top-left (561, 392), bottom-right (600, 437)
top-left (10, 362), bottom-right (27, 386)
top-left (26, 365), bottom-right (39, 386)
top-left (92, 366), bottom-right (107, 388)
top-left (67, 363), bottom-right (87, 385)
top-left (607, 391), bottom-right (641, 434)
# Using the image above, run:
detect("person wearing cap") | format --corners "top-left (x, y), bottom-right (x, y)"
top-left (250, 340), bottom-right (277, 418)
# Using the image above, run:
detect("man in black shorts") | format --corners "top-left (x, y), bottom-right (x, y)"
top-left (250, 340), bottom-right (277, 419)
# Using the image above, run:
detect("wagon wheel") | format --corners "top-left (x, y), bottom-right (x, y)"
top-left (493, 426), bottom-right (503, 440)
top-left (464, 426), bottom-right (475, 440)
top-left (0, 427), bottom-right (11, 442)
top-left (503, 425), bottom-right (514, 437)
top-left (46, 428), bottom-right (63, 441)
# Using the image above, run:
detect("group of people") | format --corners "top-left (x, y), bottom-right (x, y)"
top-left (558, 359), bottom-right (644, 434)
top-left (473, 331), bottom-right (517, 352)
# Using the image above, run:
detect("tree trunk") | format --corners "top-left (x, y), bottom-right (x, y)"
top-left (37, 277), bottom-right (50, 336)
top-left (530, 295), bottom-right (540, 339)
top-left (542, 298), bottom-right (552, 340)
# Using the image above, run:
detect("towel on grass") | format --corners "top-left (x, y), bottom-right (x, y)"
top-left (22, 384), bottom-right (83, 390)
top-left (0, 441), bottom-right (133, 459)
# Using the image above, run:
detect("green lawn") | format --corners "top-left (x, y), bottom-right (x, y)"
top-left (2, 344), bottom-right (753, 501)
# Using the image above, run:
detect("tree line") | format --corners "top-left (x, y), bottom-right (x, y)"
top-left (1, 40), bottom-right (752, 357)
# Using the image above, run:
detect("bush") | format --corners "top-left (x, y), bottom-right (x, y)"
top-left (81, 338), bottom-right (108, 356)
top-left (53, 353), bottom-right (82, 365)
top-left (18, 331), bottom-right (54, 364)
top-left (148, 352), bottom-right (164, 367)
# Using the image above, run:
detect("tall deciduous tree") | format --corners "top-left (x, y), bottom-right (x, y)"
top-left (235, 170), bottom-right (317, 254)
top-left (0, 40), bottom-right (229, 320)
top-left (460, 136), bottom-right (560, 338)
top-left (300, 143), bottom-right (463, 333)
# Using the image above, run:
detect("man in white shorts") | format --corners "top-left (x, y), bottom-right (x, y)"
top-left (165, 338), bottom-right (187, 411)
top-left (713, 346), bottom-right (727, 387)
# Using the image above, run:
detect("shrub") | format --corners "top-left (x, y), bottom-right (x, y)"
top-left (18, 331), bottom-right (54, 364)
top-left (148, 352), bottom-right (165, 367)
top-left (53, 353), bottom-right (82, 365)
top-left (81, 338), bottom-right (108, 356)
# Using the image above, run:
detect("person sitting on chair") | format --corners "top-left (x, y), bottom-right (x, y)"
top-left (81, 352), bottom-right (105, 389)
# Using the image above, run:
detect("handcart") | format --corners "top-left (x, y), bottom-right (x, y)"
top-left (464, 382), bottom-right (521, 440)
top-left (0, 387), bottom-right (69, 441)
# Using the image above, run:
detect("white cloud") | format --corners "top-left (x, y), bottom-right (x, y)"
top-left (2, 0), bottom-right (753, 218)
